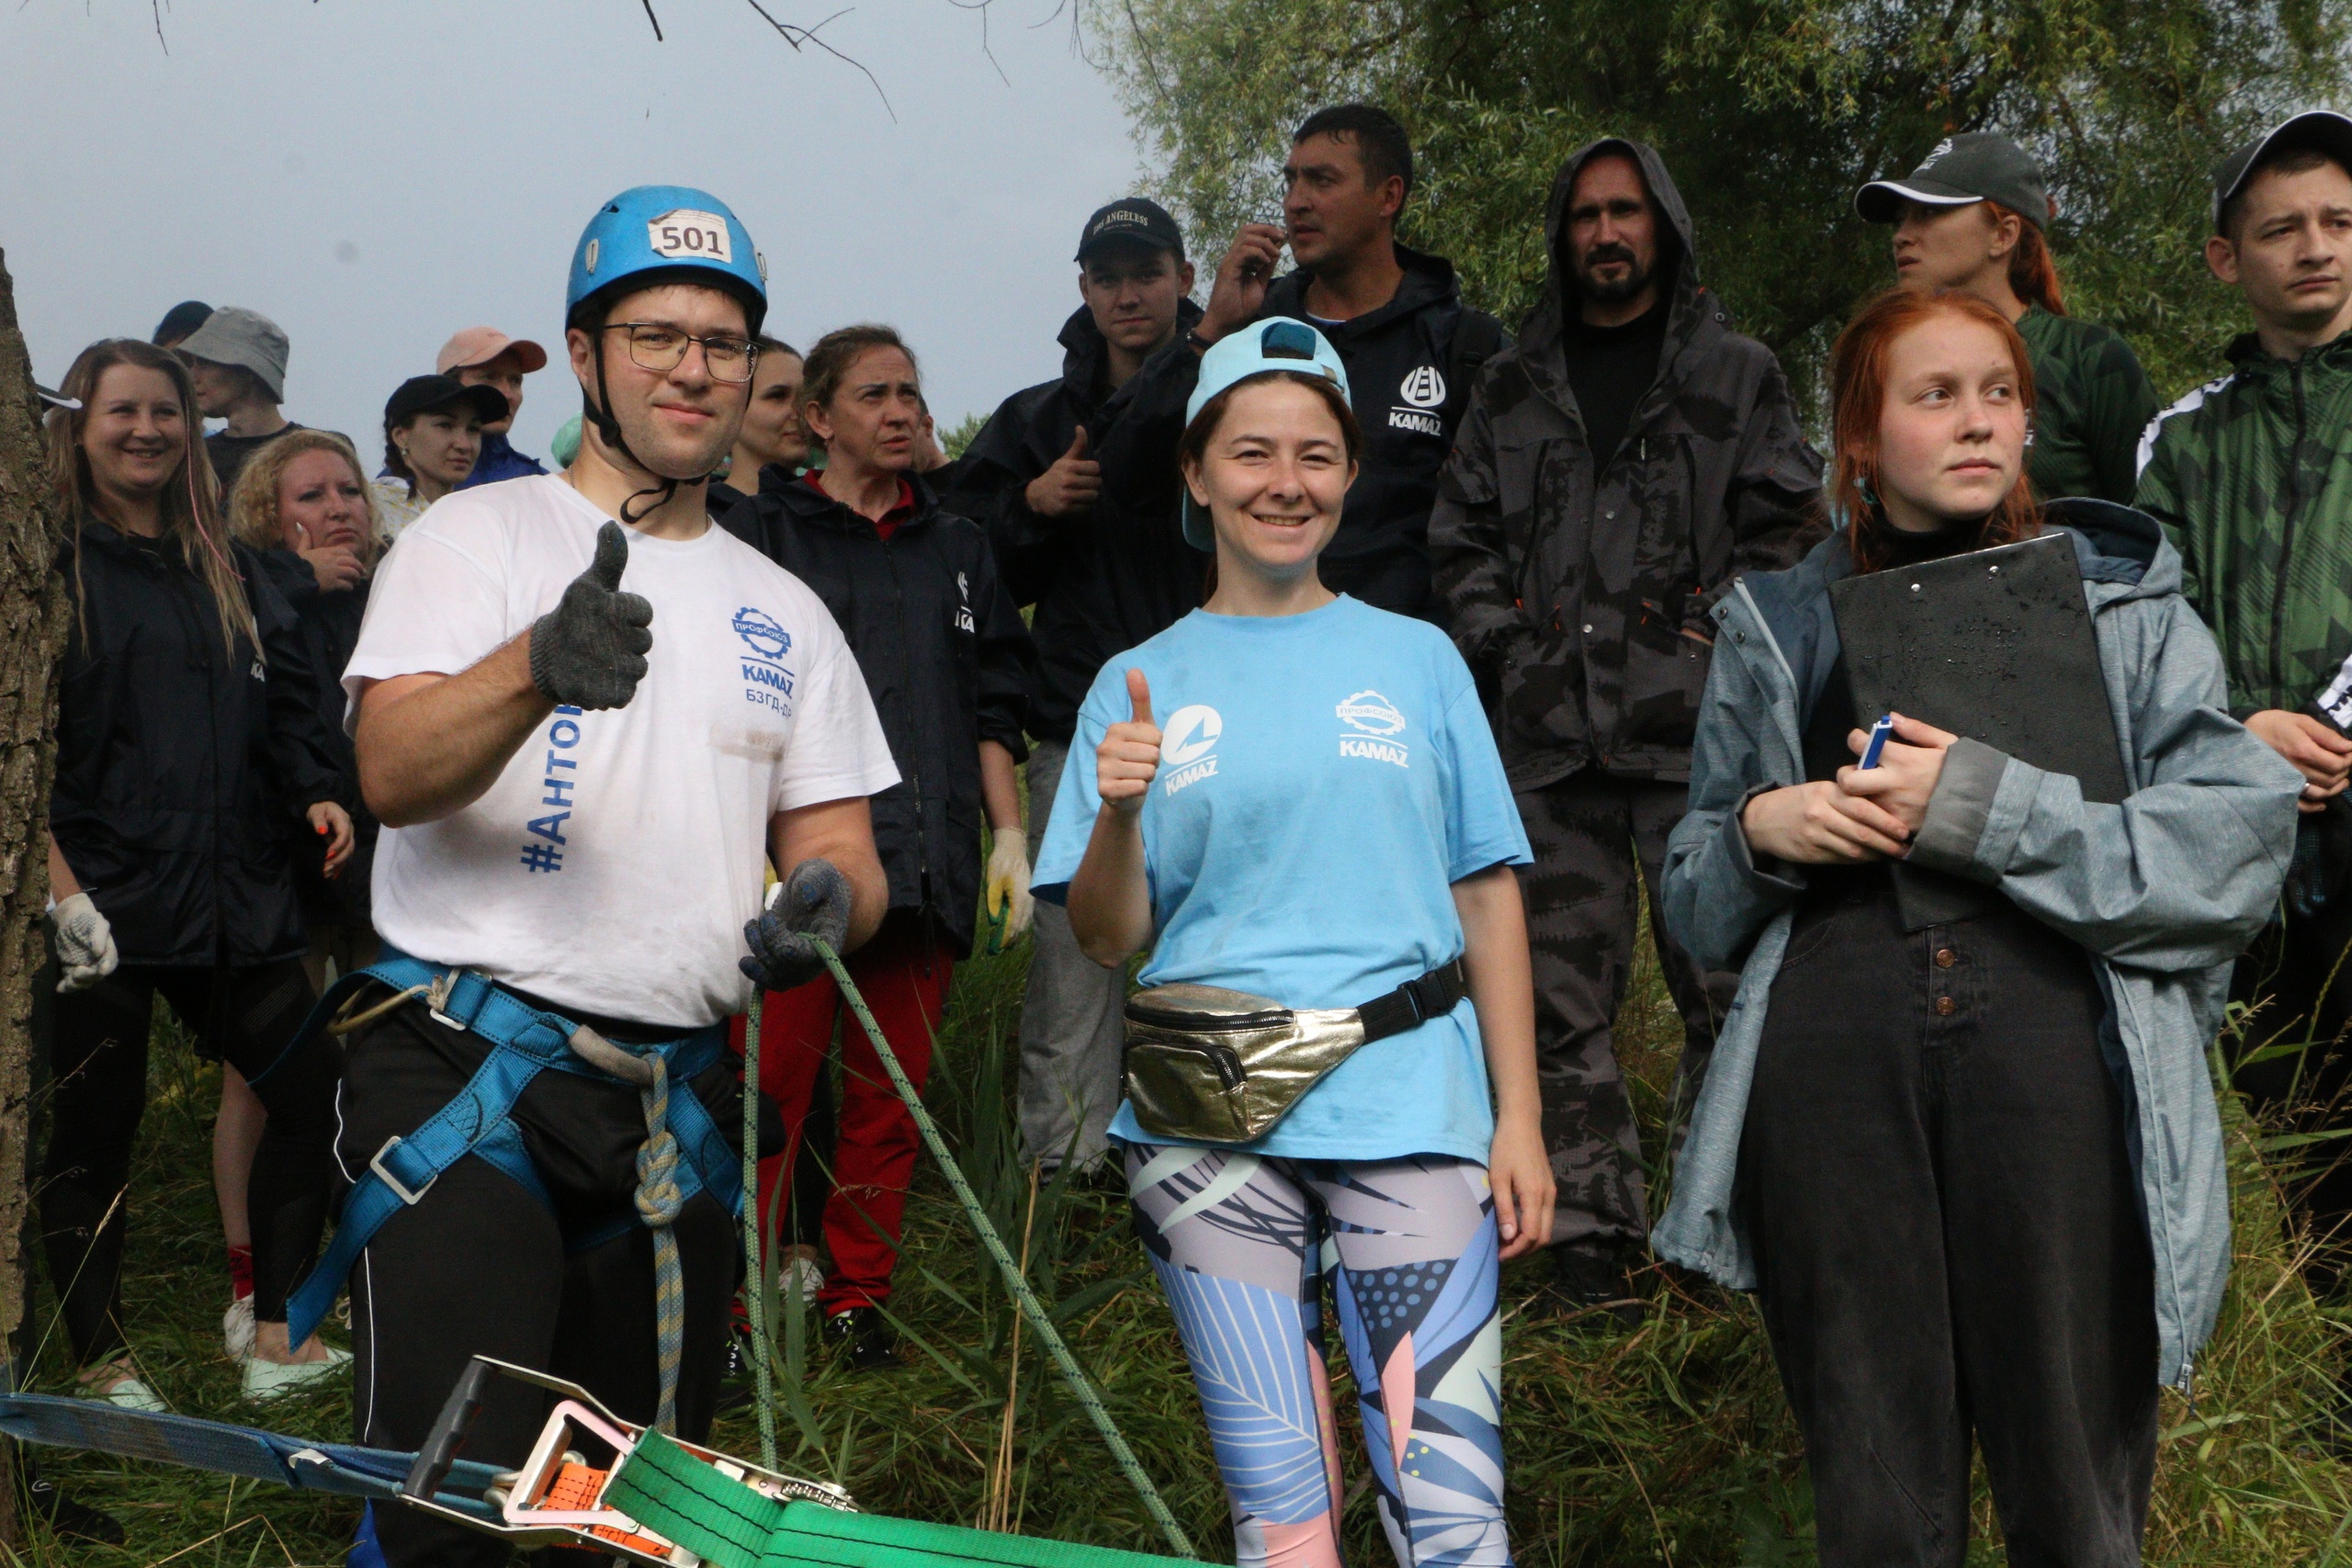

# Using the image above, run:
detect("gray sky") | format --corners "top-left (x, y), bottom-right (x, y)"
top-left (1, 0), bottom-right (1139, 468)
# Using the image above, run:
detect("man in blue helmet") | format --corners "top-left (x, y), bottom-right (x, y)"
top-left (322, 186), bottom-right (899, 1566)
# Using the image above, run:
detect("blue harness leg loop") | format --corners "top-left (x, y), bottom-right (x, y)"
top-left (282, 952), bottom-right (741, 1348)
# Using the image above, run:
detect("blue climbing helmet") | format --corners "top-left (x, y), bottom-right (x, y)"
top-left (565, 185), bottom-right (768, 335)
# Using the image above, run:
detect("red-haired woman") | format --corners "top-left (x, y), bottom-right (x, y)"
top-left (1651, 289), bottom-right (2301, 1561)
top-left (1856, 130), bottom-right (2160, 505)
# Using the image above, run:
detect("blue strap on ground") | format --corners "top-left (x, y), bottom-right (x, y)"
top-left (0, 1391), bottom-right (504, 1522)
top-left (283, 951), bottom-right (741, 1346)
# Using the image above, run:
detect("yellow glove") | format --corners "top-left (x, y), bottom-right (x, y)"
top-left (985, 833), bottom-right (1035, 948)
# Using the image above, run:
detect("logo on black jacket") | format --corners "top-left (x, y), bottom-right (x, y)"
top-left (1389, 365), bottom-right (1447, 437)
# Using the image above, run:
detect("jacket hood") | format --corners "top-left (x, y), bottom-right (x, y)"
top-left (1518, 139), bottom-right (1713, 413)
top-left (1264, 242), bottom-right (1461, 334)
top-left (1055, 299), bottom-right (1204, 401)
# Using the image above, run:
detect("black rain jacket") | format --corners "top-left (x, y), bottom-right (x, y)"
top-left (1430, 138), bottom-right (1824, 789)
top-left (251, 548), bottom-right (377, 931)
top-left (1110, 243), bottom-right (1508, 620)
top-left (51, 524), bottom-right (346, 967)
top-left (938, 300), bottom-right (1205, 744)
top-left (721, 473), bottom-right (1034, 952)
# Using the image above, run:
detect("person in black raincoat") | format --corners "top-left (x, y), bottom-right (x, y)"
top-left (1111, 105), bottom-right (1509, 623)
top-left (40, 339), bottom-right (350, 1406)
top-left (720, 324), bottom-right (1033, 1369)
top-left (936, 197), bottom-right (1204, 1176)
top-left (1429, 138), bottom-right (1825, 1316)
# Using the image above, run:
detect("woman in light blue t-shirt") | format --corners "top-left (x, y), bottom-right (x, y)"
top-left (1033, 320), bottom-right (1548, 1568)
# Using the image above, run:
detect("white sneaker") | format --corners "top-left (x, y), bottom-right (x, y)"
top-left (222, 1296), bottom-right (255, 1362)
top-left (85, 1375), bottom-right (164, 1414)
top-left (783, 1255), bottom-right (826, 1303)
top-left (243, 1345), bottom-right (352, 1403)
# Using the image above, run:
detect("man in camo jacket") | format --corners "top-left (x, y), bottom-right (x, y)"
top-left (1430, 137), bottom-right (1822, 1319)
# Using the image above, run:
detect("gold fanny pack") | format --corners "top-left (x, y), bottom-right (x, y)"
top-left (1121, 959), bottom-right (1468, 1145)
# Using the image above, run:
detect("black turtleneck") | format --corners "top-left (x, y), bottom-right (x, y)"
top-left (1562, 297), bottom-right (1669, 468)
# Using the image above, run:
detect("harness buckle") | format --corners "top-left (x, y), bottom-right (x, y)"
top-left (425, 972), bottom-right (466, 1032)
top-left (369, 1135), bottom-right (436, 1206)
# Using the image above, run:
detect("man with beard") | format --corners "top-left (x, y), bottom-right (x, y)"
top-left (1430, 140), bottom-right (1822, 1321)
top-left (1114, 105), bottom-right (1506, 620)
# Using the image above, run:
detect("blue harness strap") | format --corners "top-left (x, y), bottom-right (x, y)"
top-left (282, 952), bottom-right (742, 1347)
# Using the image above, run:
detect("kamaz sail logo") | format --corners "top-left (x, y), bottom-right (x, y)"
top-left (1159, 704), bottom-right (1223, 796)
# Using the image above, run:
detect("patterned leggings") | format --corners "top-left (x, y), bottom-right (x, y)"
top-left (1125, 1146), bottom-right (1510, 1568)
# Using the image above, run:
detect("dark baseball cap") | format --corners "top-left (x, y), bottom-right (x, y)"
top-left (1856, 131), bottom-right (2052, 229)
top-left (2211, 110), bottom-right (2352, 233)
top-left (384, 374), bottom-right (508, 427)
top-left (151, 299), bottom-right (213, 346)
top-left (1075, 197), bottom-right (1184, 263)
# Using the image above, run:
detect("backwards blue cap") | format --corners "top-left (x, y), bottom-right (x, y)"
top-left (1182, 317), bottom-right (1351, 550)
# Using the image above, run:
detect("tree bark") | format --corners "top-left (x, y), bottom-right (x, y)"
top-left (0, 247), bottom-right (70, 1551)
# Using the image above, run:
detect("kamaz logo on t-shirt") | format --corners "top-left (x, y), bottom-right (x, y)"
top-left (1160, 704), bottom-right (1222, 795)
top-left (733, 604), bottom-right (797, 718)
top-left (1337, 690), bottom-right (1408, 768)
top-left (1389, 365), bottom-right (1447, 437)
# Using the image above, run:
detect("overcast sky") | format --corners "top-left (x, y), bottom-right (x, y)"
top-left (0, 0), bottom-right (1139, 467)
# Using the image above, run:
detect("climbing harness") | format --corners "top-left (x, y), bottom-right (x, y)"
top-left (274, 950), bottom-right (743, 1432)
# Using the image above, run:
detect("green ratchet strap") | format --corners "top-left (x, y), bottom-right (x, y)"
top-left (607, 1429), bottom-right (1211, 1568)
top-left (799, 939), bottom-right (1195, 1560)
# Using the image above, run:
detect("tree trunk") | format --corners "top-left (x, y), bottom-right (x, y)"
top-left (0, 247), bottom-right (70, 1551)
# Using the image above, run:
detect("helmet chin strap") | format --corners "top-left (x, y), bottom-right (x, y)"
top-left (582, 332), bottom-right (709, 525)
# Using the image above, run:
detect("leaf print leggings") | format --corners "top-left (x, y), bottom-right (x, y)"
top-left (1125, 1145), bottom-right (1510, 1568)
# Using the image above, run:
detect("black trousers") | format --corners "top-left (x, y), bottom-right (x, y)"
top-left (338, 998), bottom-right (741, 1568)
top-left (2230, 894), bottom-right (2352, 1284)
top-left (43, 958), bottom-right (334, 1364)
top-left (1739, 884), bottom-right (2158, 1567)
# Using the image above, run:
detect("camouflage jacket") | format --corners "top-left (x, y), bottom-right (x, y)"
top-left (2017, 305), bottom-right (2159, 505)
top-left (1430, 138), bottom-right (1823, 791)
top-left (2135, 331), bottom-right (2352, 717)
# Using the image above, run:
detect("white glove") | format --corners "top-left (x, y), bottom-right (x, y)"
top-left (985, 833), bottom-right (1035, 946)
top-left (49, 892), bottom-right (119, 994)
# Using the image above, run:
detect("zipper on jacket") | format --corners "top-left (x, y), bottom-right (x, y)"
top-left (880, 532), bottom-right (933, 911)
top-left (2267, 359), bottom-right (2311, 705)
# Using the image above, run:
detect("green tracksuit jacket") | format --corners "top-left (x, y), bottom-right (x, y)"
top-left (2135, 331), bottom-right (2352, 717)
top-left (2018, 306), bottom-right (2159, 504)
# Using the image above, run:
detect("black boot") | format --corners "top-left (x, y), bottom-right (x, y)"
top-left (1548, 1243), bottom-right (1645, 1330)
top-left (23, 1456), bottom-right (126, 1546)
top-left (822, 1306), bottom-right (900, 1371)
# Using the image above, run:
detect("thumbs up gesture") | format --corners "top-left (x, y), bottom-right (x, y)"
top-left (1098, 668), bottom-right (1161, 815)
top-left (1023, 425), bottom-right (1102, 519)
top-left (528, 520), bottom-right (656, 709)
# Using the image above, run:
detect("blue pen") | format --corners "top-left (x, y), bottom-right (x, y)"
top-left (1859, 714), bottom-right (1895, 770)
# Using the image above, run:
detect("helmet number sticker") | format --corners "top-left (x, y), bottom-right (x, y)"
top-left (648, 210), bottom-right (732, 263)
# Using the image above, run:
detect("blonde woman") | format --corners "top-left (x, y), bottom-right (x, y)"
top-left (44, 339), bottom-right (353, 1403)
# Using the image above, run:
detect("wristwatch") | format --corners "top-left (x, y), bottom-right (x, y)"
top-left (1185, 329), bottom-right (1216, 355)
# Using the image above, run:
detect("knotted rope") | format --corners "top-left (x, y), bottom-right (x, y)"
top-left (570, 1025), bottom-right (688, 1435)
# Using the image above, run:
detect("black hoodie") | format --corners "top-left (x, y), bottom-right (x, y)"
top-left (937, 300), bottom-right (1204, 745)
top-left (720, 473), bottom-right (1034, 952)
top-left (1430, 138), bottom-right (1824, 789)
top-left (1108, 242), bottom-right (1509, 622)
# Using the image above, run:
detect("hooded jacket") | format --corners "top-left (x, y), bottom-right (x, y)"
top-left (937, 300), bottom-right (1205, 745)
top-left (251, 547), bottom-right (377, 930)
top-left (2134, 330), bottom-right (2352, 718)
top-left (1653, 500), bottom-right (2302, 1390)
top-left (721, 472), bottom-right (1034, 953)
top-left (51, 525), bottom-right (347, 968)
top-left (1107, 243), bottom-right (1508, 621)
top-left (1430, 139), bottom-right (1823, 791)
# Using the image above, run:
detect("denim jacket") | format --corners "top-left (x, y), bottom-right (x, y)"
top-left (1653, 499), bottom-right (2302, 1389)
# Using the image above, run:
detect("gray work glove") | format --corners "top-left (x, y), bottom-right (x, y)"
top-left (529, 521), bottom-right (653, 710)
top-left (49, 892), bottom-right (119, 994)
top-left (741, 859), bottom-right (854, 994)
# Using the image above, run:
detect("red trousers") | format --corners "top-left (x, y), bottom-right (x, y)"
top-left (729, 919), bottom-right (955, 1314)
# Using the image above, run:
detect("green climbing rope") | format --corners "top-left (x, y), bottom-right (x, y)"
top-left (741, 992), bottom-right (779, 1471)
top-left (808, 939), bottom-right (1194, 1560)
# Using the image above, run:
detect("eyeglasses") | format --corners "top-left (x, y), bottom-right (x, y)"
top-left (602, 322), bottom-right (759, 383)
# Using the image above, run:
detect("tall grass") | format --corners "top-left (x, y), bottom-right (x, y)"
top-left (15, 931), bottom-right (2352, 1564)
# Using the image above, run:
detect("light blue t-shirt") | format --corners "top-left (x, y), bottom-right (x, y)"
top-left (1032, 595), bottom-right (1532, 1164)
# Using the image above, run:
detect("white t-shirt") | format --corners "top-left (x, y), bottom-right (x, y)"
top-left (345, 474), bottom-right (899, 1028)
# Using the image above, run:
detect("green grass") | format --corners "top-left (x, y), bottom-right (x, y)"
top-left (16, 931), bottom-right (2352, 1564)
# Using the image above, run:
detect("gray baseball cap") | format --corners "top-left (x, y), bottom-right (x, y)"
top-left (2211, 110), bottom-right (2352, 234)
top-left (175, 306), bottom-right (289, 400)
top-left (1856, 131), bottom-right (2052, 230)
